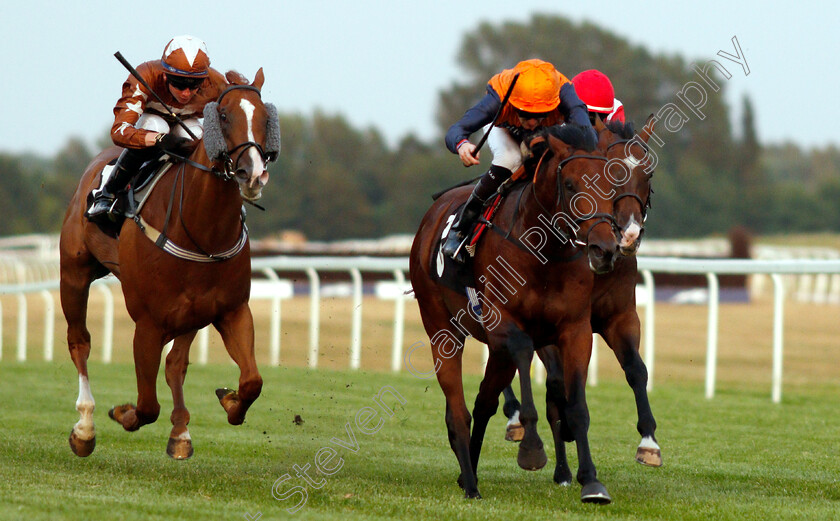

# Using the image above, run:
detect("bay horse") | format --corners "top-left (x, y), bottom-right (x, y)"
top-left (409, 124), bottom-right (620, 503)
top-left (61, 69), bottom-right (279, 459)
top-left (502, 117), bottom-right (663, 472)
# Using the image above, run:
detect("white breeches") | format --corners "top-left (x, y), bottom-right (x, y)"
top-left (136, 113), bottom-right (203, 140)
top-left (487, 126), bottom-right (524, 172)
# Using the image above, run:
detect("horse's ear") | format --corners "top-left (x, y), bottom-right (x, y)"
top-left (252, 68), bottom-right (265, 91)
top-left (639, 114), bottom-right (656, 144)
top-left (225, 70), bottom-right (249, 85)
top-left (593, 116), bottom-right (606, 132)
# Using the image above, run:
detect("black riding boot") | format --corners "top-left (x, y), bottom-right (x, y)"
top-left (442, 165), bottom-right (513, 261)
top-left (86, 149), bottom-right (146, 221)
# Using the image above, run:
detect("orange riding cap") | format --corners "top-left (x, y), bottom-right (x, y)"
top-left (488, 59), bottom-right (569, 127)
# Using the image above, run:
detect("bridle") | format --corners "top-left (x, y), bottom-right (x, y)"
top-left (531, 151), bottom-right (617, 248)
top-left (131, 85), bottom-right (275, 262)
top-left (605, 138), bottom-right (653, 224)
top-left (210, 85), bottom-right (274, 179)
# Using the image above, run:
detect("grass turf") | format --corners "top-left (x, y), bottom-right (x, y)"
top-left (1, 360), bottom-right (839, 520)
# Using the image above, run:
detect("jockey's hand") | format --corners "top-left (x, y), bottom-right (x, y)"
top-left (155, 133), bottom-right (194, 155)
top-left (457, 142), bottom-right (480, 167)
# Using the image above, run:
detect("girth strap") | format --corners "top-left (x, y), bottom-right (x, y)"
top-left (134, 215), bottom-right (248, 262)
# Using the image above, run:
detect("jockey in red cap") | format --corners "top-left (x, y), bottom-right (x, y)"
top-left (442, 59), bottom-right (596, 262)
top-left (87, 35), bottom-right (228, 222)
top-left (571, 69), bottom-right (625, 125)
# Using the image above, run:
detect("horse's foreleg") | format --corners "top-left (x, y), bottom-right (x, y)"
top-left (60, 265), bottom-right (97, 457)
top-left (498, 326), bottom-right (546, 471)
top-left (600, 311), bottom-right (661, 466)
top-left (560, 325), bottom-right (610, 504)
top-left (165, 331), bottom-right (196, 459)
top-left (110, 323), bottom-right (164, 431)
top-left (469, 349), bottom-right (516, 479)
top-left (213, 304), bottom-right (262, 425)
top-left (538, 346), bottom-right (573, 486)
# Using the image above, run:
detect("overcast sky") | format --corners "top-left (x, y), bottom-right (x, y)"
top-left (2, 1), bottom-right (836, 155)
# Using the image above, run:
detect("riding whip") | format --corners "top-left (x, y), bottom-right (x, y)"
top-left (114, 52), bottom-right (200, 141)
top-left (470, 72), bottom-right (520, 157)
top-left (432, 72), bottom-right (521, 200)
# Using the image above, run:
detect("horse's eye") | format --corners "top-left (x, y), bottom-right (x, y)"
top-left (564, 179), bottom-right (576, 192)
top-left (220, 112), bottom-right (227, 122)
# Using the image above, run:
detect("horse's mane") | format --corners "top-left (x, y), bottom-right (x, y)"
top-left (605, 120), bottom-right (636, 139)
top-left (545, 124), bottom-right (597, 151)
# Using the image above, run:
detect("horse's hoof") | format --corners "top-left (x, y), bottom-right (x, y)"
top-left (215, 388), bottom-right (234, 401)
top-left (517, 444), bottom-right (548, 471)
top-left (505, 422), bottom-right (524, 442)
top-left (166, 437), bottom-right (194, 460)
top-left (108, 403), bottom-right (134, 423)
top-left (463, 490), bottom-right (482, 499)
top-left (581, 481), bottom-right (612, 504)
top-left (215, 388), bottom-right (238, 412)
top-left (215, 388), bottom-right (244, 425)
top-left (68, 430), bottom-right (96, 457)
top-left (635, 446), bottom-right (663, 467)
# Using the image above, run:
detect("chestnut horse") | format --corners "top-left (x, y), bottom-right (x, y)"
top-left (410, 125), bottom-right (620, 503)
top-left (61, 70), bottom-right (278, 459)
top-left (502, 117), bottom-right (662, 472)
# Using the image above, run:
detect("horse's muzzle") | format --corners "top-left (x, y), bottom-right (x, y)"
top-left (237, 169), bottom-right (269, 201)
top-left (587, 243), bottom-right (618, 274)
top-left (619, 222), bottom-right (642, 256)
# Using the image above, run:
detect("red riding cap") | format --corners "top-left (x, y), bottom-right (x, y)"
top-left (161, 35), bottom-right (210, 78)
top-left (572, 69), bottom-right (615, 114)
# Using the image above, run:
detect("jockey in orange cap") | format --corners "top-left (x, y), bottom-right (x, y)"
top-left (442, 59), bottom-right (596, 261)
top-left (571, 69), bottom-right (625, 125)
top-left (87, 35), bottom-right (229, 221)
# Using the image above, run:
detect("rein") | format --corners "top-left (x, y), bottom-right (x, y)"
top-left (133, 161), bottom-right (248, 262)
top-left (131, 85), bottom-right (266, 262)
top-left (530, 152), bottom-right (617, 248)
top-left (479, 150), bottom-right (609, 262)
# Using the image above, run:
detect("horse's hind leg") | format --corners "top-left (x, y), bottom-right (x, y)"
top-left (60, 261), bottom-right (99, 457)
top-left (432, 344), bottom-right (479, 498)
top-left (109, 322), bottom-right (164, 431)
top-left (213, 303), bottom-right (262, 425)
top-left (165, 332), bottom-right (197, 459)
top-left (599, 311), bottom-right (661, 466)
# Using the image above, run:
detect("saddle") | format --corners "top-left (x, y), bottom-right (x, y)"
top-left (430, 136), bottom-right (547, 299)
top-left (86, 154), bottom-right (175, 238)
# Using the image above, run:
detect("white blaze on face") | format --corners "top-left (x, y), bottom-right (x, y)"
top-left (623, 155), bottom-right (641, 171)
top-left (620, 216), bottom-right (641, 249)
top-left (238, 99), bottom-right (267, 190)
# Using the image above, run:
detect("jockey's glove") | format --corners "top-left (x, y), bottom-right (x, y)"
top-left (155, 133), bottom-right (194, 155)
